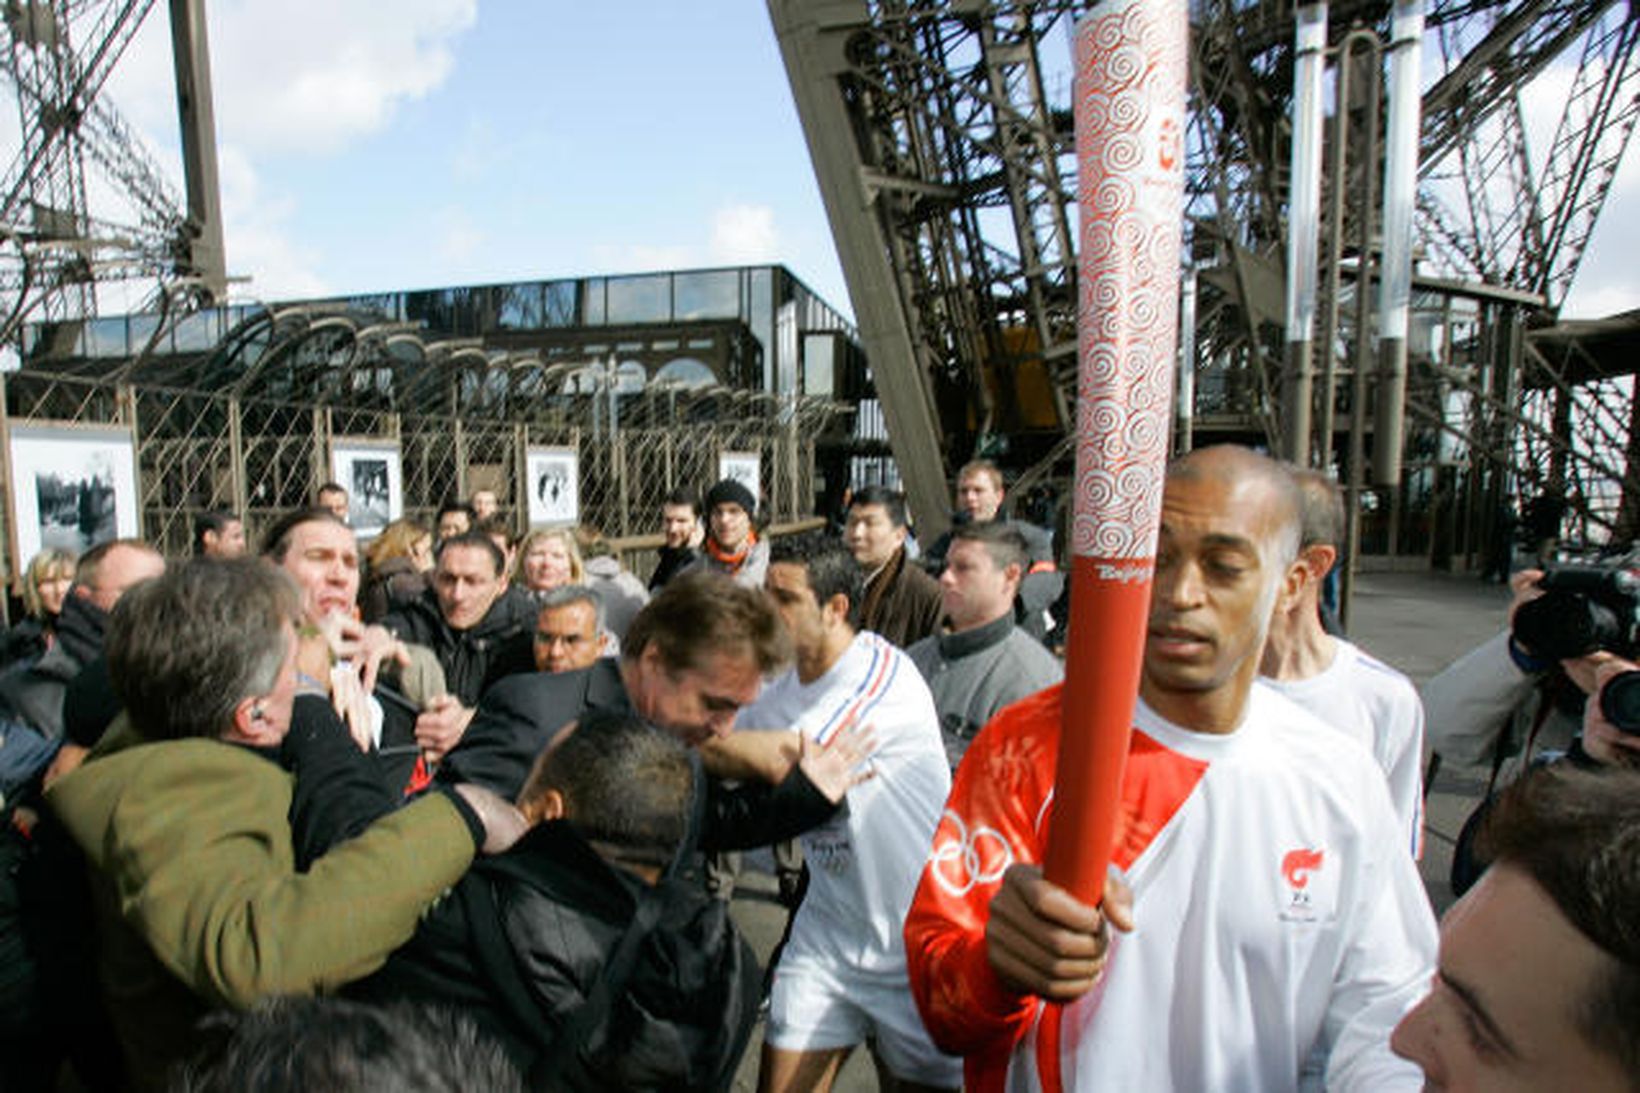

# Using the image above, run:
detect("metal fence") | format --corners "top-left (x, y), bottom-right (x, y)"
top-left (0, 365), bottom-right (843, 580)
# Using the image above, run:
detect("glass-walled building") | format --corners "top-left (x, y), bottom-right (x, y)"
top-left (19, 263), bottom-right (885, 523)
top-left (24, 264), bottom-right (864, 400)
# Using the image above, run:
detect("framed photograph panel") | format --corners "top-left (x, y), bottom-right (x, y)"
top-left (5, 422), bottom-right (140, 576)
top-left (330, 438), bottom-right (402, 539)
top-left (718, 450), bottom-right (761, 502)
top-left (526, 446), bottom-right (579, 527)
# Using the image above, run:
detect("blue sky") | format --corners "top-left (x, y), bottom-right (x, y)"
top-left (33, 1), bottom-right (1640, 322)
top-left (96, 0), bottom-right (850, 310)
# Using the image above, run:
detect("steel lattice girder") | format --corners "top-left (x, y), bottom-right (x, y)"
top-left (773, 0), bottom-right (1639, 548)
top-left (1, 0), bottom-right (217, 334)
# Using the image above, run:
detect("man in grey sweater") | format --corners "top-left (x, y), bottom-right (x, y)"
top-left (907, 521), bottom-right (1062, 770)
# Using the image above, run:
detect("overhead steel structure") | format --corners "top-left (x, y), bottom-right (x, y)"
top-left (771, 0), bottom-right (1640, 559)
top-left (0, 0), bottom-right (226, 343)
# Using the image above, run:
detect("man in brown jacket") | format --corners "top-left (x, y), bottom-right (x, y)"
top-left (846, 486), bottom-right (943, 648)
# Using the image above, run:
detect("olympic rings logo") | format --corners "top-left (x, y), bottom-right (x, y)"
top-left (928, 809), bottom-right (1014, 898)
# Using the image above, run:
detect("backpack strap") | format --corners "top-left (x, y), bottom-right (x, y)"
top-left (1487, 682), bottom-right (1557, 798)
top-left (532, 883), bottom-right (669, 1086)
top-left (456, 876), bottom-right (559, 1083)
top-left (458, 868), bottom-right (672, 1088)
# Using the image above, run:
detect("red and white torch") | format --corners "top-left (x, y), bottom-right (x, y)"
top-left (1034, 7), bottom-right (1189, 1083)
top-left (1043, 0), bottom-right (1189, 907)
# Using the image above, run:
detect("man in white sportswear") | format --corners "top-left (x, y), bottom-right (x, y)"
top-left (1260, 467), bottom-right (1426, 856)
top-left (747, 531), bottom-right (959, 1093)
top-left (905, 445), bottom-right (1436, 1091)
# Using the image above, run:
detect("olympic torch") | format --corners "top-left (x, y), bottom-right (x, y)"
top-left (1042, 0), bottom-right (1189, 904)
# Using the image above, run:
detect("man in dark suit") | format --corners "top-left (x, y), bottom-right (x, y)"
top-left (441, 572), bottom-right (867, 854)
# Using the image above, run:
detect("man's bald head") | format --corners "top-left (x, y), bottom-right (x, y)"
top-left (1166, 446), bottom-right (1303, 568)
top-left (1147, 445), bottom-right (1310, 732)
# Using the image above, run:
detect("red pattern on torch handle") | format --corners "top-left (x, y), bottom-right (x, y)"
top-left (1069, 0), bottom-right (1189, 565)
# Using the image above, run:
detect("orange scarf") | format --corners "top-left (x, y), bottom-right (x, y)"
top-left (706, 528), bottom-right (758, 572)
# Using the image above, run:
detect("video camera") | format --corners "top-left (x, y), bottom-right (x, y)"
top-left (1511, 552), bottom-right (1640, 663)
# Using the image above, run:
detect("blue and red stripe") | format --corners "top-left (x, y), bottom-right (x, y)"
top-left (814, 634), bottom-right (900, 744)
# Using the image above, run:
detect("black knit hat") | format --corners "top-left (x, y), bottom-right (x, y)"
top-left (704, 478), bottom-right (756, 517)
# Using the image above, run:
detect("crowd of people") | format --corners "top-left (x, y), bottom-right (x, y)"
top-left (0, 448), bottom-right (1634, 1091)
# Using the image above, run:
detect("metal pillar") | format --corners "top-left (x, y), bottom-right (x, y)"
top-left (1615, 376), bottom-right (1640, 542)
top-left (1373, 0), bottom-right (1424, 490)
top-left (120, 384), bottom-right (144, 537)
top-left (766, 0), bottom-right (952, 537)
top-left (227, 394), bottom-right (246, 518)
top-left (1178, 267), bottom-right (1197, 454)
top-left (1549, 385), bottom-right (1572, 491)
top-left (0, 370), bottom-right (11, 605)
top-left (168, 0), bottom-right (228, 301)
top-left (1282, 4), bottom-right (1328, 466)
top-left (1317, 29), bottom-right (1381, 475)
top-left (1340, 37), bottom-right (1381, 633)
top-left (312, 406), bottom-right (329, 495)
top-left (453, 417), bottom-right (468, 499)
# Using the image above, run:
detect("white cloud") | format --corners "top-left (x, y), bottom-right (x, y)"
top-left (222, 219), bottom-right (329, 302)
top-left (1488, 53), bottom-right (1640, 316)
top-left (216, 144), bottom-right (328, 301)
top-left (0, 107), bottom-right (19, 180)
top-left (583, 204), bottom-right (786, 275)
top-left (1559, 211), bottom-right (1640, 319)
top-left (107, 0), bottom-right (477, 157)
top-left (73, 2), bottom-right (475, 302)
top-left (588, 242), bottom-right (697, 273)
top-left (1517, 65), bottom-right (1573, 168)
top-left (1560, 280), bottom-right (1640, 319)
top-left (451, 117), bottom-right (509, 184)
top-left (1519, 57), bottom-right (1640, 201)
top-left (709, 203), bottom-right (780, 264)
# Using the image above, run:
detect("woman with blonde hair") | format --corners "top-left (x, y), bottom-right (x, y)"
top-left (3, 547), bottom-right (76, 667)
top-left (360, 519), bottom-right (433, 623)
top-left (515, 528), bottom-right (583, 599)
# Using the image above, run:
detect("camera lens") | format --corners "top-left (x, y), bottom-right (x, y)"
top-left (1598, 670), bottom-right (1640, 736)
top-left (1513, 592), bottom-right (1612, 660)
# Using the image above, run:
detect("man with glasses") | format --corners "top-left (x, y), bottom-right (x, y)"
top-left (532, 587), bottom-right (611, 674)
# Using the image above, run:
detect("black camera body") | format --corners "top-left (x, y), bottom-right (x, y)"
top-left (1511, 555), bottom-right (1640, 663)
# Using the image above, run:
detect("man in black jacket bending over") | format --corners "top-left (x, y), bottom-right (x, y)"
top-left (440, 572), bottom-right (866, 853)
top-left (355, 708), bottom-right (760, 1089)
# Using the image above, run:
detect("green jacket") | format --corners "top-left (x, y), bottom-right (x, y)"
top-left (47, 718), bottom-right (476, 1090)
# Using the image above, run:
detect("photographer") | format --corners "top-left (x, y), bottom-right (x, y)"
top-left (1426, 559), bottom-right (1640, 897)
top-left (1425, 566), bottom-right (1623, 788)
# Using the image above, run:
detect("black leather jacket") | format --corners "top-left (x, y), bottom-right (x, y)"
top-left (382, 587), bottom-right (536, 707)
top-left (352, 821), bottom-right (759, 1090)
